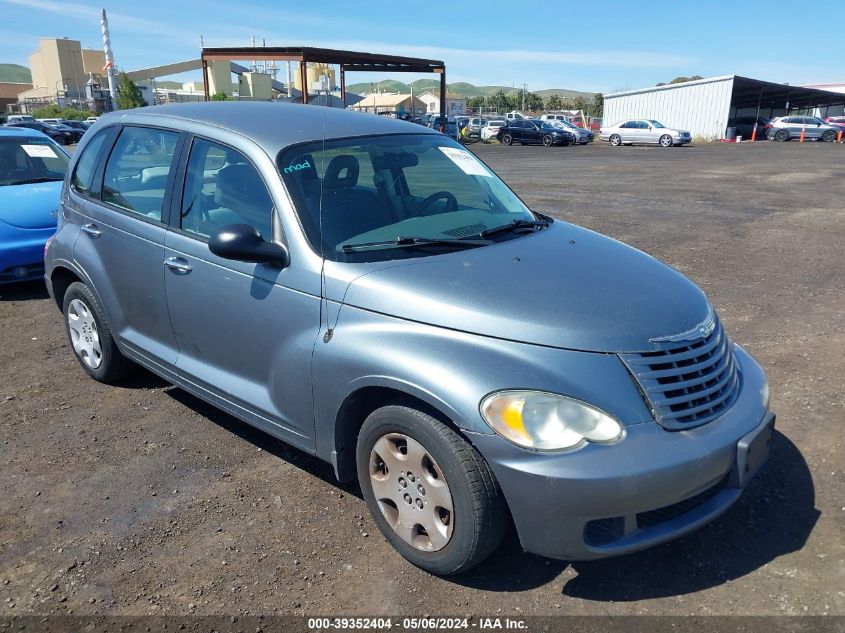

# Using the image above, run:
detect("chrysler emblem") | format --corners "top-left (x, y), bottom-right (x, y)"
top-left (650, 308), bottom-right (716, 344)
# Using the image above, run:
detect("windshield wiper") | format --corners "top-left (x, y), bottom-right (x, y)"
top-left (479, 218), bottom-right (549, 238)
top-left (341, 236), bottom-right (489, 254)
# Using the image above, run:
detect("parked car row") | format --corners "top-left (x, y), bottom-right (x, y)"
top-left (2, 119), bottom-right (87, 145)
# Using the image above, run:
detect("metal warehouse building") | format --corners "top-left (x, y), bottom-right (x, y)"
top-left (603, 75), bottom-right (845, 140)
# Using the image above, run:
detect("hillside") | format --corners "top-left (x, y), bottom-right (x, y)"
top-left (0, 63), bottom-right (32, 83)
top-left (345, 79), bottom-right (596, 99)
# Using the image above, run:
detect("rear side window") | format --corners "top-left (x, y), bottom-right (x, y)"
top-left (102, 126), bottom-right (179, 221)
top-left (180, 138), bottom-right (273, 240)
top-left (71, 131), bottom-right (109, 195)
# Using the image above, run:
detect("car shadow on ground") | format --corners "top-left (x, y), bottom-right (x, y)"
top-left (164, 384), bottom-right (359, 495)
top-left (453, 430), bottom-right (818, 598)
top-left (141, 375), bottom-right (818, 598)
top-left (0, 280), bottom-right (49, 301)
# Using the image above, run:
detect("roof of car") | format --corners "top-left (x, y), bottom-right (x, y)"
top-left (101, 102), bottom-right (439, 155)
top-left (0, 126), bottom-right (49, 137)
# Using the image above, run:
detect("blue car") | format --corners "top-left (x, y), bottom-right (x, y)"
top-left (0, 127), bottom-right (68, 284)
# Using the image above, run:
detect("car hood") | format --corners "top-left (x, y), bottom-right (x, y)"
top-left (337, 222), bottom-right (710, 353)
top-left (0, 181), bottom-right (61, 229)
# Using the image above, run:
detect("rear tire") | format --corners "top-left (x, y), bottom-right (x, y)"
top-left (774, 129), bottom-right (789, 142)
top-left (502, 133), bottom-right (513, 146)
top-left (356, 405), bottom-right (507, 576)
top-left (609, 134), bottom-right (622, 146)
top-left (62, 282), bottom-right (134, 383)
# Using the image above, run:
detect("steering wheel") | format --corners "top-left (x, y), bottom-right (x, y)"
top-left (415, 191), bottom-right (458, 215)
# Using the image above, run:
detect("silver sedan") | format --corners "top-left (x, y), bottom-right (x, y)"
top-left (600, 119), bottom-right (691, 147)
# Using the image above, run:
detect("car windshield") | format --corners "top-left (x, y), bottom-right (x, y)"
top-left (0, 136), bottom-right (69, 186)
top-left (278, 134), bottom-right (541, 262)
top-left (649, 120), bottom-right (666, 128)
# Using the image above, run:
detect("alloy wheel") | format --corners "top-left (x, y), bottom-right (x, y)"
top-left (67, 298), bottom-right (103, 369)
top-left (369, 433), bottom-right (454, 552)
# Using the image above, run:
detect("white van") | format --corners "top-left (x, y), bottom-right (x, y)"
top-left (540, 113), bottom-right (571, 122)
top-left (5, 114), bottom-right (35, 124)
top-left (505, 111), bottom-right (526, 121)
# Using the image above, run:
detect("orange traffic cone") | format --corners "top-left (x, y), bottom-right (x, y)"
top-left (800, 127), bottom-right (806, 143)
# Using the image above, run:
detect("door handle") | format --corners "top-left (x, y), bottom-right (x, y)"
top-left (81, 223), bottom-right (101, 238)
top-left (163, 257), bottom-right (192, 273)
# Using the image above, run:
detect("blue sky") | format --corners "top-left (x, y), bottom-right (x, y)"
top-left (2, 0), bottom-right (843, 93)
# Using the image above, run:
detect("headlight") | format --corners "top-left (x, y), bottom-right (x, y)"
top-left (479, 390), bottom-right (624, 451)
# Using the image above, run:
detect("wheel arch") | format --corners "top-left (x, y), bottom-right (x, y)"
top-left (49, 265), bottom-right (83, 312)
top-left (330, 383), bottom-right (470, 483)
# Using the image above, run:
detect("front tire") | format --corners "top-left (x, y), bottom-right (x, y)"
top-left (501, 133), bottom-right (513, 146)
top-left (62, 282), bottom-right (134, 383)
top-left (356, 405), bottom-right (507, 575)
top-left (609, 134), bottom-right (622, 146)
top-left (822, 130), bottom-right (836, 143)
top-left (659, 134), bottom-right (673, 147)
top-left (542, 135), bottom-right (553, 147)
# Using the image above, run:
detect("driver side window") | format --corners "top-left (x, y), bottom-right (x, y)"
top-left (181, 138), bottom-right (272, 240)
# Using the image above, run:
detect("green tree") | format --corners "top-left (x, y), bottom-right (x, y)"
top-left (466, 95), bottom-right (484, 111)
top-left (590, 93), bottom-right (604, 117)
top-left (211, 91), bottom-right (228, 101)
top-left (546, 94), bottom-right (562, 110)
top-left (488, 90), bottom-right (510, 113)
top-left (32, 105), bottom-right (90, 120)
top-left (116, 73), bottom-right (146, 110)
top-left (524, 92), bottom-right (544, 111)
top-left (658, 75), bottom-right (704, 86)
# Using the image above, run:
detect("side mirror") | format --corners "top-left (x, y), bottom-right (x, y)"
top-left (209, 224), bottom-right (290, 267)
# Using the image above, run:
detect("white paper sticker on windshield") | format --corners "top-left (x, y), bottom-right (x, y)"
top-left (438, 146), bottom-right (492, 177)
top-left (21, 144), bottom-right (58, 158)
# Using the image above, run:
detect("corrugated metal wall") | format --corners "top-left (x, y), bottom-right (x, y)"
top-left (604, 77), bottom-right (734, 140)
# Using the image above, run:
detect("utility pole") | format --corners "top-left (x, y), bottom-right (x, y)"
top-left (521, 83), bottom-right (527, 111)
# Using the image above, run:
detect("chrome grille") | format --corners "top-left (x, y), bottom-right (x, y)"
top-left (620, 314), bottom-right (740, 430)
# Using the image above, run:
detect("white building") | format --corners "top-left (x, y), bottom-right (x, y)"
top-left (603, 75), bottom-right (845, 140)
top-left (419, 91), bottom-right (466, 115)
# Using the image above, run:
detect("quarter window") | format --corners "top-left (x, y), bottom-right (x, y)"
top-left (71, 131), bottom-right (109, 195)
top-left (102, 126), bottom-right (179, 221)
top-left (180, 138), bottom-right (273, 240)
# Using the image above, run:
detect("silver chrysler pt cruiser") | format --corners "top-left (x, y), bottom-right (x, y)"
top-left (44, 103), bottom-right (774, 575)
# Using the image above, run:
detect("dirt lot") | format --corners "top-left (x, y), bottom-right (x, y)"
top-left (1, 141), bottom-right (843, 618)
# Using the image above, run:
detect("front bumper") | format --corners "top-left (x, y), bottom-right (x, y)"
top-left (0, 227), bottom-right (55, 284)
top-left (468, 345), bottom-right (773, 560)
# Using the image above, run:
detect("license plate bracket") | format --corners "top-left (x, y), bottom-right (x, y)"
top-left (736, 414), bottom-right (775, 488)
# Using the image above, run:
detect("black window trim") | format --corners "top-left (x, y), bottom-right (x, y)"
top-left (93, 123), bottom-right (186, 227)
top-left (168, 132), bottom-right (280, 245)
top-left (69, 125), bottom-right (118, 200)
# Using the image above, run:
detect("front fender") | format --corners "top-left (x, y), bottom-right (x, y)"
top-left (312, 303), bottom-right (654, 463)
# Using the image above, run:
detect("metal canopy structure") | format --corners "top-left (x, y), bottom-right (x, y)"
top-left (200, 46), bottom-right (446, 118)
top-left (604, 75), bottom-right (845, 139)
top-left (730, 75), bottom-right (845, 112)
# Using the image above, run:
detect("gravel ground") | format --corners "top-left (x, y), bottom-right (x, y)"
top-left (0, 141), bottom-right (843, 618)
